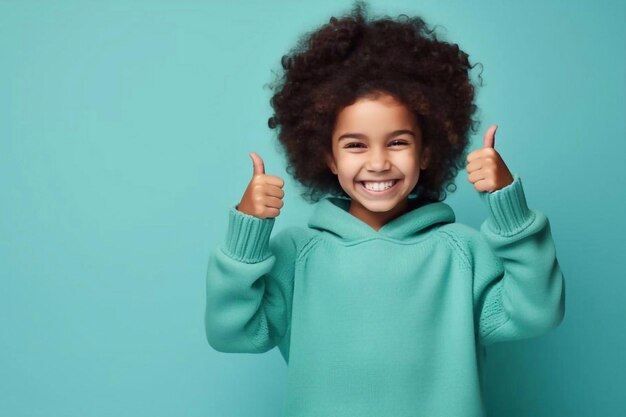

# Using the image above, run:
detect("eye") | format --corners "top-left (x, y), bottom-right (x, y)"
top-left (390, 140), bottom-right (409, 146)
top-left (344, 142), bottom-right (365, 149)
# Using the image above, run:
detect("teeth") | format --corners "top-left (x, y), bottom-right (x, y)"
top-left (362, 180), bottom-right (396, 191)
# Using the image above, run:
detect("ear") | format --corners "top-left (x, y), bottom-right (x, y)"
top-left (325, 153), bottom-right (338, 175)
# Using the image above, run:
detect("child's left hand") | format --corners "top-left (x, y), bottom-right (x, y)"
top-left (466, 124), bottom-right (514, 193)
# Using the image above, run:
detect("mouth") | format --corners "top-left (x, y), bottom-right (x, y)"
top-left (358, 179), bottom-right (401, 196)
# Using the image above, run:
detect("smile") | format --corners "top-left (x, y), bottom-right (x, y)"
top-left (358, 179), bottom-right (401, 196)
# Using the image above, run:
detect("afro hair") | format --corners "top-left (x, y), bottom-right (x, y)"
top-left (265, 0), bottom-right (484, 204)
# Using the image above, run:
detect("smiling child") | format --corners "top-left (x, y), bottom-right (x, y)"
top-left (204, 2), bottom-right (565, 416)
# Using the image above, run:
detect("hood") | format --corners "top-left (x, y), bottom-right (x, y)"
top-left (307, 197), bottom-right (456, 241)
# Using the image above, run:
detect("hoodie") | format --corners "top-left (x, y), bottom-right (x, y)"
top-left (204, 174), bottom-right (565, 417)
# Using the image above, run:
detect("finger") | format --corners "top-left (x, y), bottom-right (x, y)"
top-left (263, 175), bottom-right (285, 188)
top-left (473, 178), bottom-right (493, 193)
top-left (263, 184), bottom-right (285, 199)
top-left (264, 195), bottom-right (285, 209)
top-left (467, 169), bottom-right (486, 184)
top-left (483, 124), bottom-right (498, 149)
top-left (265, 207), bottom-right (281, 219)
top-left (249, 152), bottom-right (265, 176)
top-left (466, 148), bottom-right (483, 163)
top-left (467, 149), bottom-right (481, 164)
top-left (466, 160), bottom-right (482, 173)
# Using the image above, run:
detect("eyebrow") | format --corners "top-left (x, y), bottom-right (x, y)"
top-left (337, 129), bottom-right (416, 141)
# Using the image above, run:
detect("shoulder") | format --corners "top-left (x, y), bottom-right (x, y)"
top-left (435, 222), bottom-right (489, 270)
top-left (270, 225), bottom-right (320, 259)
top-left (436, 222), bottom-right (481, 247)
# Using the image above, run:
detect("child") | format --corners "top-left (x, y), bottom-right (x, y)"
top-left (205, 1), bottom-right (565, 416)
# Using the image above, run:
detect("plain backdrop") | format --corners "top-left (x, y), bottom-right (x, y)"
top-left (1, 0), bottom-right (625, 416)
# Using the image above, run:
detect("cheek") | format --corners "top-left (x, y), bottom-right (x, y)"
top-left (393, 154), bottom-right (417, 170)
top-left (337, 167), bottom-right (357, 183)
top-left (335, 156), bottom-right (359, 176)
top-left (399, 163), bottom-right (422, 182)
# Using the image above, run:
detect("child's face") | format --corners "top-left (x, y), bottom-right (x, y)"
top-left (326, 93), bottom-right (430, 229)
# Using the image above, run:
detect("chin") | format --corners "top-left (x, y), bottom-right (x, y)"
top-left (353, 196), bottom-right (404, 212)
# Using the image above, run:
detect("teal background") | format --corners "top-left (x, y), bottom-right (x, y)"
top-left (1, 0), bottom-right (624, 416)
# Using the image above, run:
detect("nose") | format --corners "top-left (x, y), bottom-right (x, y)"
top-left (365, 147), bottom-right (391, 172)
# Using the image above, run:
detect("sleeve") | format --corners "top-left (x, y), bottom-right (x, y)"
top-left (471, 174), bottom-right (566, 346)
top-left (204, 204), bottom-right (297, 354)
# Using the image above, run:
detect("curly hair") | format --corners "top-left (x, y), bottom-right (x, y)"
top-left (265, 0), bottom-right (483, 204)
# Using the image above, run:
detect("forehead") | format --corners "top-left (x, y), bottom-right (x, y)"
top-left (334, 95), bottom-right (417, 134)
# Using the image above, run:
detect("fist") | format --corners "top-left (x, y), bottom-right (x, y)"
top-left (237, 152), bottom-right (285, 219)
top-left (466, 124), bottom-right (514, 193)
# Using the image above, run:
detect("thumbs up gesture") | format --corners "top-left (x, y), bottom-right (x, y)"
top-left (237, 152), bottom-right (285, 219)
top-left (466, 124), bottom-right (514, 193)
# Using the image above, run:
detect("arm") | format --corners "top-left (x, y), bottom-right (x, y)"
top-left (204, 205), bottom-right (297, 354)
top-left (471, 175), bottom-right (566, 346)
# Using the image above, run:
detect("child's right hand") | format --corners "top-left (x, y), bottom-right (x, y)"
top-left (237, 152), bottom-right (285, 219)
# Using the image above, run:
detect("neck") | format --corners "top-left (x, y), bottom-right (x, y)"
top-left (348, 198), bottom-right (412, 231)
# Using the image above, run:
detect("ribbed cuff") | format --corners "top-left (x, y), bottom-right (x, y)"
top-left (478, 174), bottom-right (535, 236)
top-left (222, 204), bottom-right (275, 263)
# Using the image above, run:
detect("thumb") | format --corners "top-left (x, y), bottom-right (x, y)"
top-left (483, 124), bottom-right (498, 149)
top-left (249, 152), bottom-right (265, 177)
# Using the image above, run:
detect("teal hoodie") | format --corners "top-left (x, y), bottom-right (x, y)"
top-left (205, 174), bottom-right (565, 417)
